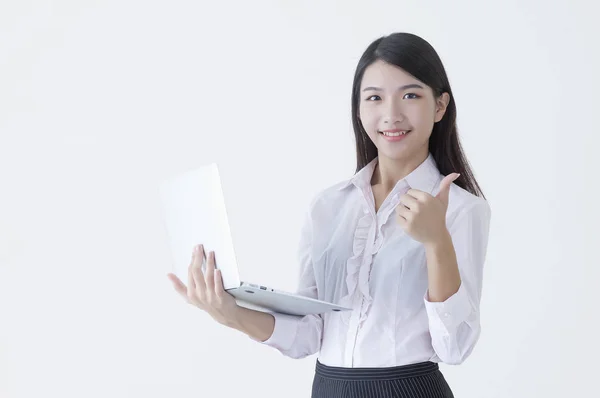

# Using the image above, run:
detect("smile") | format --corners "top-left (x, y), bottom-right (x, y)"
top-left (379, 130), bottom-right (410, 136)
top-left (378, 130), bottom-right (411, 142)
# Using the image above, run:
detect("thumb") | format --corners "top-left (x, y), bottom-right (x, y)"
top-left (436, 173), bottom-right (460, 204)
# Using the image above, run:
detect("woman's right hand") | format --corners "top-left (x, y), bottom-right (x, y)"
top-left (167, 244), bottom-right (241, 327)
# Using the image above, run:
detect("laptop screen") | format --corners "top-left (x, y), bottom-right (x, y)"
top-left (158, 163), bottom-right (241, 290)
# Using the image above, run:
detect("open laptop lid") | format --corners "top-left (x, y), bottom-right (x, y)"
top-left (158, 163), bottom-right (241, 290)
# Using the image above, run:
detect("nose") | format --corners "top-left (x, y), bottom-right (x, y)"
top-left (382, 99), bottom-right (406, 125)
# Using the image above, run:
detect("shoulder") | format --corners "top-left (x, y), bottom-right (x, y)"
top-left (305, 179), bottom-right (354, 218)
top-left (448, 182), bottom-right (491, 223)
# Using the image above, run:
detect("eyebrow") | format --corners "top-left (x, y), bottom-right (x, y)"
top-left (362, 84), bottom-right (424, 92)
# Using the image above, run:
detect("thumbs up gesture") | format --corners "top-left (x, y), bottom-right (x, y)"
top-left (396, 173), bottom-right (460, 245)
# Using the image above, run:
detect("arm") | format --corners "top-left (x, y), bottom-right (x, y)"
top-left (423, 201), bottom-right (492, 364)
top-left (228, 306), bottom-right (275, 342)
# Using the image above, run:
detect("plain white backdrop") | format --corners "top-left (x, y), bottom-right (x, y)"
top-left (1, 0), bottom-right (598, 397)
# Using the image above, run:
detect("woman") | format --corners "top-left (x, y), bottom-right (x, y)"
top-left (168, 32), bottom-right (492, 398)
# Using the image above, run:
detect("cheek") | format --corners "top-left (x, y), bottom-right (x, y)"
top-left (359, 106), bottom-right (377, 130)
top-left (362, 122), bottom-right (378, 142)
top-left (410, 106), bottom-right (436, 131)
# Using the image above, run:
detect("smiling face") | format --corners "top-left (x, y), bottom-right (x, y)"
top-left (358, 60), bottom-right (450, 163)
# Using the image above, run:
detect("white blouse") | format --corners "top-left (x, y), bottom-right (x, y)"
top-left (256, 153), bottom-right (492, 368)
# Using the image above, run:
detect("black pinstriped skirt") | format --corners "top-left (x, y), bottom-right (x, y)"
top-left (311, 359), bottom-right (454, 398)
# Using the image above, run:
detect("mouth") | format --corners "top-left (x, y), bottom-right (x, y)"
top-left (378, 130), bottom-right (411, 137)
top-left (378, 129), bottom-right (411, 141)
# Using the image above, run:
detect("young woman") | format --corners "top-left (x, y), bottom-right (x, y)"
top-left (168, 32), bottom-right (492, 398)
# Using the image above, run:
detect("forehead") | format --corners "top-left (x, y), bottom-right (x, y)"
top-left (360, 60), bottom-right (421, 88)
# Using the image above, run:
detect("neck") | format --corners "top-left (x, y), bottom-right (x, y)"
top-left (371, 150), bottom-right (428, 191)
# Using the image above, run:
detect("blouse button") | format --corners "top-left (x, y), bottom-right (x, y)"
top-left (363, 207), bottom-right (369, 214)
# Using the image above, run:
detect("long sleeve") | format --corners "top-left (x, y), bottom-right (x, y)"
top-left (252, 201), bottom-right (324, 359)
top-left (424, 200), bottom-right (492, 364)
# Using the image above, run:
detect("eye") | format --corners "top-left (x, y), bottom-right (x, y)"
top-left (365, 95), bottom-right (381, 101)
top-left (403, 93), bottom-right (420, 99)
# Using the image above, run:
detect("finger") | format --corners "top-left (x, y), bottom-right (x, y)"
top-left (187, 248), bottom-right (197, 289)
top-left (435, 173), bottom-right (459, 202)
top-left (214, 269), bottom-right (225, 299)
top-left (406, 189), bottom-right (429, 202)
top-left (399, 194), bottom-right (419, 210)
top-left (396, 210), bottom-right (407, 226)
top-left (396, 205), bottom-right (411, 220)
top-left (439, 173), bottom-right (459, 192)
top-left (187, 246), bottom-right (200, 300)
top-left (167, 273), bottom-right (189, 300)
top-left (204, 251), bottom-right (216, 298)
top-left (187, 258), bottom-right (197, 302)
top-left (191, 245), bottom-right (207, 297)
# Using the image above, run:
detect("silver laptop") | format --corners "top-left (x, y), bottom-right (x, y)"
top-left (158, 163), bottom-right (351, 316)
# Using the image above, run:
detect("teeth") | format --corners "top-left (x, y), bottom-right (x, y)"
top-left (381, 131), bottom-right (409, 136)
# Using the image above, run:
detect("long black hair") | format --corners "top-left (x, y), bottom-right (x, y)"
top-left (351, 32), bottom-right (486, 199)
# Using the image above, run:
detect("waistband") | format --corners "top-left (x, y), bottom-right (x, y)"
top-left (315, 360), bottom-right (439, 381)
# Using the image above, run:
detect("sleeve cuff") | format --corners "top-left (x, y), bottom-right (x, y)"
top-left (250, 312), bottom-right (301, 352)
top-left (424, 282), bottom-right (473, 333)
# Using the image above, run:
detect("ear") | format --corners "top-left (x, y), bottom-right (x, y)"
top-left (434, 92), bottom-right (450, 123)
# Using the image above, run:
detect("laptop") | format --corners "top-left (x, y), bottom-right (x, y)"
top-left (158, 163), bottom-right (351, 316)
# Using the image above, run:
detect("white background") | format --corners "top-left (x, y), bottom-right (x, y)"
top-left (1, 0), bottom-right (598, 397)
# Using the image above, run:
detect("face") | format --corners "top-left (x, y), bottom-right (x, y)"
top-left (358, 60), bottom-right (449, 162)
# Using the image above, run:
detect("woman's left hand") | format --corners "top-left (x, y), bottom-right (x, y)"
top-left (396, 173), bottom-right (460, 245)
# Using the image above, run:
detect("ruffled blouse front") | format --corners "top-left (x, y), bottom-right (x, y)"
top-left (338, 183), bottom-right (409, 326)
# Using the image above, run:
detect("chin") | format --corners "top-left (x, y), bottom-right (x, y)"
top-left (376, 139), bottom-right (427, 161)
top-left (377, 149), bottom-right (413, 161)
